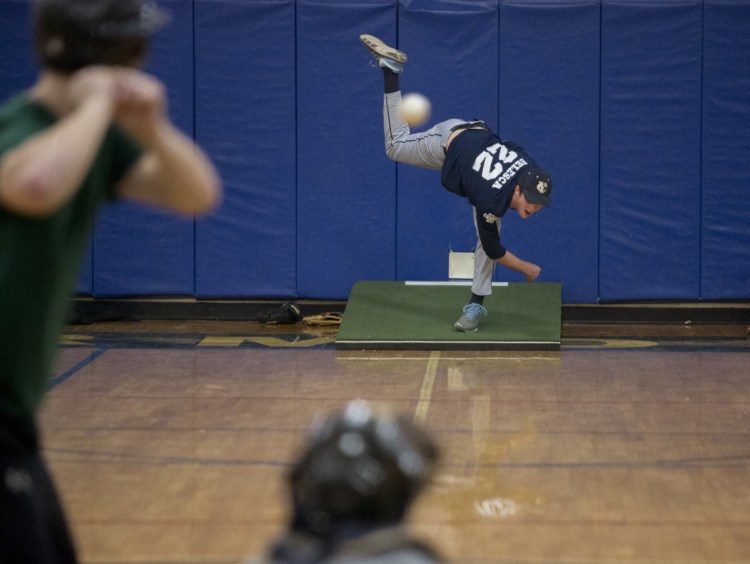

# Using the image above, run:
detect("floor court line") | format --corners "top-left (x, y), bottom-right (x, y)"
top-left (47, 348), bottom-right (107, 390)
top-left (43, 446), bottom-right (750, 471)
top-left (338, 354), bottom-right (557, 361)
top-left (414, 351), bottom-right (440, 425)
top-left (44, 447), bottom-right (289, 468)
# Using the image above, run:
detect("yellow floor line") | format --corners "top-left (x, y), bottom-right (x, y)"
top-left (414, 351), bottom-right (440, 426)
top-left (197, 336), bottom-right (246, 347)
top-left (248, 336), bottom-right (335, 348)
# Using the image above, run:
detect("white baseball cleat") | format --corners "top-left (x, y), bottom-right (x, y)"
top-left (360, 34), bottom-right (408, 73)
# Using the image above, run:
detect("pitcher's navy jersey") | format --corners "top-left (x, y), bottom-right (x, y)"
top-left (441, 128), bottom-right (538, 260)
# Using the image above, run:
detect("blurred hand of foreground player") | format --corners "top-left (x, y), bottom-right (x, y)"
top-left (111, 69), bottom-right (168, 147)
top-left (65, 66), bottom-right (119, 116)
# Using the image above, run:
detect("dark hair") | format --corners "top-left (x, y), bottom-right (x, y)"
top-left (33, 0), bottom-right (169, 73)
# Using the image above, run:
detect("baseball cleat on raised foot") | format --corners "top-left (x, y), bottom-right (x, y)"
top-left (360, 33), bottom-right (407, 73)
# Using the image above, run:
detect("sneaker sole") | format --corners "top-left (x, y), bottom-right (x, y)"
top-left (454, 323), bottom-right (478, 332)
top-left (359, 34), bottom-right (408, 64)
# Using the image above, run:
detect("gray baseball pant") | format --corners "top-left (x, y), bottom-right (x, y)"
top-left (383, 91), bottom-right (497, 296)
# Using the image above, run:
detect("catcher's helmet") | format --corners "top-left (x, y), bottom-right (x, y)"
top-left (288, 400), bottom-right (439, 535)
top-left (33, 0), bottom-right (170, 73)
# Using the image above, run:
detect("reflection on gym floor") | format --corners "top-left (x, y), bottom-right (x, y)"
top-left (41, 320), bottom-right (750, 563)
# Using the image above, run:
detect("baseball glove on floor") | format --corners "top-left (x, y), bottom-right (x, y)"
top-left (302, 312), bottom-right (344, 326)
top-left (255, 302), bottom-right (304, 324)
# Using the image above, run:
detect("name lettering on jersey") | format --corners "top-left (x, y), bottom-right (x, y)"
top-left (471, 142), bottom-right (527, 190)
top-left (491, 159), bottom-right (527, 189)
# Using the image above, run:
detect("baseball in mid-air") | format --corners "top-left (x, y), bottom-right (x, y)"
top-left (400, 92), bottom-right (431, 127)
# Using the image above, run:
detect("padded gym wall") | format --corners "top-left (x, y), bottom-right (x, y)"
top-left (297, 0), bottom-right (398, 298)
top-left (2, 0), bottom-right (750, 303)
top-left (396, 0), bottom-right (500, 283)
top-left (0, 1), bottom-right (36, 102)
top-left (600, 0), bottom-right (703, 300)
top-left (497, 0), bottom-right (600, 303)
top-left (194, 0), bottom-right (297, 297)
top-left (92, 0), bottom-right (196, 296)
top-left (701, 0), bottom-right (750, 299)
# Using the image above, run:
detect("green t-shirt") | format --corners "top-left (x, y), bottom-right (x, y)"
top-left (0, 94), bottom-right (141, 419)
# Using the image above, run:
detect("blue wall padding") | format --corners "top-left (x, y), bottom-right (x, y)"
top-left (0, 1), bottom-right (36, 102)
top-left (3, 1), bottom-right (750, 303)
top-left (599, 0), bottom-right (702, 301)
top-left (296, 0), bottom-right (398, 299)
top-left (701, 1), bottom-right (750, 299)
top-left (397, 0), bottom-right (500, 283)
top-left (93, 0), bottom-right (196, 296)
top-left (194, 0), bottom-right (297, 297)
top-left (497, 0), bottom-right (600, 303)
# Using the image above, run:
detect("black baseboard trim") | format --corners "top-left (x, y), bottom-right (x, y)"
top-left (69, 298), bottom-right (346, 324)
top-left (69, 297), bottom-right (750, 325)
top-left (564, 303), bottom-right (750, 324)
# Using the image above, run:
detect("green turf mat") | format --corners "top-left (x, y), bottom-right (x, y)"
top-left (336, 281), bottom-right (561, 351)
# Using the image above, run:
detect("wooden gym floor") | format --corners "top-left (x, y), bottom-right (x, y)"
top-left (41, 320), bottom-right (750, 563)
